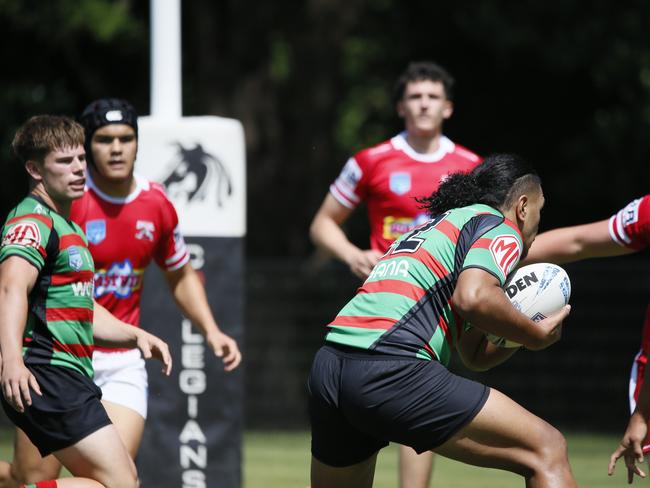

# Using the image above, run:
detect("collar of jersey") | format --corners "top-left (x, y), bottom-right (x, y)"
top-left (468, 203), bottom-right (523, 239)
top-left (86, 172), bottom-right (149, 204)
top-left (391, 132), bottom-right (454, 163)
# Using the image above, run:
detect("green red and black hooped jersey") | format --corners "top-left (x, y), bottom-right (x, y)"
top-left (325, 203), bottom-right (523, 366)
top-left (0, 196), bottom-right (95, 378)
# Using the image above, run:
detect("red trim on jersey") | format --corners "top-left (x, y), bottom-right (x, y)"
top-left (472, 238), bottom-right (492, 249)
top-left (329, 316), bottom-right (397, 330)
top-left (51, 270), bottom-right (95, 286)
top-left (422, 342), bottom-right (437, 360)
top-left (357, 280), bottom-right (426, 302)
top-left (46, 307), bottom-right (93, 323)
top-left (434, 220), bottom-right (460, 244)
top-left (502, 218), bottom-right (522, 238)
top-left (7, 214), bottom-right (52, 228)
top-left (59, 234), bottom-right (85, 250)
top-left (53, 340), bottom-right (94, 358)
top-left (438, 301), bottom-right (456, 347)
top-left (407, 248), bottom-right (450, 280)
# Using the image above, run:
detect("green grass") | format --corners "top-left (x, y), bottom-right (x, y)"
top-left (244, 431), bottom-right (632, 487)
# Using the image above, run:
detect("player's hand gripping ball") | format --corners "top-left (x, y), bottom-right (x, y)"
top-left (486, 263), bottom-right (571, 348)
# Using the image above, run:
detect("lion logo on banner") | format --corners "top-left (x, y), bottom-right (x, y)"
top-left (162, 143), bottom-right (233, 207)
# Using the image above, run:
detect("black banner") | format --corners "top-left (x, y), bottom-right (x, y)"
top-left (138, 237), bottom-right (244, 488)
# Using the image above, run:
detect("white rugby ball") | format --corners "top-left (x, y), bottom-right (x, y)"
top-left (486, 263), bottom-right (571, 348)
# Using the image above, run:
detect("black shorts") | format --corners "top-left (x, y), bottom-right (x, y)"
top-left (0, 364), bottom-right (112, 457)
top-left (307, 344), bottom-right (490, 467)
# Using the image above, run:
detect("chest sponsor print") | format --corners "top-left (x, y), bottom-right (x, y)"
top-left (94, 259), bottom-right (144, 298)
top-left (389, 172), bottom-right (411, 196)
top-left (489, 235), bottom-right (521, 277)
top-left (86, 220), bottom-right (106, 245)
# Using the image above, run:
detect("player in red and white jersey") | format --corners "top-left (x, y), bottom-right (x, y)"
top-left (0, 99), bottom-right (242, 488)
top-left (72, 172), bottom-right (190, 334)
top-left (330, 133), bottom-right (480, 253)
top-left (310, 61), bottom-right (481, 488)
top-left (523, 195), bottom-right (650, 482)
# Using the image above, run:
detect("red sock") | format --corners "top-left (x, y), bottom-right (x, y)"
top-left (20, 481), bottom-right (57, 488)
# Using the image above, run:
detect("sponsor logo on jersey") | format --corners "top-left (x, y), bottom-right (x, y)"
top-left (2, 221), bottom-right (41, 249)
top-left (71, 280), bottom-right (94, 297)
top-left (68, 246), bottom-right (83, 271)
top-left (86, 220), bottom-right (106, 245)
top-left (33, 204), bottom-right (46, 215)
top-left (162, 143), bottom-right (233, 207)
top-left (94, 259), bottom-right (144, 298)
top-left (489, 235), bottom-right (521, 277)
top-left (368, 259), bottom-right (410, 280)
top-left (136, 220), bottom-right (155, 241)
top-left (382, 213), bottom-right (430, 240)
top-left (340, 158), bottom-right (362, 187)
top-left (622, 198), bottom-right (642, 226)
top-left (389, 172), bottom-right (411, 195)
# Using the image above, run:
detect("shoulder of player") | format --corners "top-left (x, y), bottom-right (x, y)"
top-left (447, 142), bottom-right (481, 164)
top-left (352, 138), bottom-right (395, 167)
top-left (4, 198), bottom-right (55, 231)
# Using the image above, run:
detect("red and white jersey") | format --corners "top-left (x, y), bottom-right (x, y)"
top-left (609, 195), bottom-right (650, 250)
top-left (71, 173), bottom-right (190, 350)
top-left (330, 132), bottom-right (481, 252)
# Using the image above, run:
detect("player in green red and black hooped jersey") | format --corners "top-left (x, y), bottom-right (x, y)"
top-left (326, 203), bottom-right (522, 366)
top-left (0, 195), bottom-right (95, 379)
top-left (308, 154), bottom-right (577, 488)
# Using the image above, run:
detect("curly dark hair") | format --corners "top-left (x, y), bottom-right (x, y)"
top-left (419, 153), bottom-right (541, 217)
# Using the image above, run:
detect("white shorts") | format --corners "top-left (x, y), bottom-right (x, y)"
top-left (93, 349), bottom-right (148, 419)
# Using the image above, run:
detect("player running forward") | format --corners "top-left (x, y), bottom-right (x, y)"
top-left (308, 154), bottom-right (576, 488)
top-left (0, 99), bottom-right (242, 487)
top-left (0, 115), bottom-right (172, 488)
top-left (522, 195), bottom-right (650, 483)
top-left (310, 61), bottom-right (481, 487)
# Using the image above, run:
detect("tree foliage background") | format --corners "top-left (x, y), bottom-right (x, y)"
top-left (2, 0), bottom-right (650, 254)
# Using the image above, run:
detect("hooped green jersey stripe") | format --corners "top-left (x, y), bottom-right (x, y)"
top-left (326, 204), bottom-right (523, 366)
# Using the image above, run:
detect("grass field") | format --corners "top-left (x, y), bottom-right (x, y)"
top-left (0, 428), bottom-right (633, 486)
top-left (244, 431), bottom-right (634, 487)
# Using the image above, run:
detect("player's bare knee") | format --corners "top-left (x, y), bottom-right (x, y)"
top-left (535, 425), bottom-right (569, 471)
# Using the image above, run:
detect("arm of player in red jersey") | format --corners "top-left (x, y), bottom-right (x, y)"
top-left (93, 302), bottom-right (172, 376)
top-left (609, 379), bottom-right (650, 483)
top-left (310, 193), bottom-right (383, 280)
top-left (452, 268), bottom-right (570, 351)
top-left (456, 326), bottom-right (520, 371)
top-left (0, 256), bottom-right (42, 412)
top-left (524, 219), bottom-right (634, 265)
top-left (164, 263), bottom-right (242, 372)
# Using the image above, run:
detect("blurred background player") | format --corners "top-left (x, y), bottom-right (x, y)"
top-left (309, 61), bottom-right (481, 486)
top-left (0, 114), bottom-right (172, 488)
top-left (522, 194), bottom-right (650, 482)
top-left (308, 154), bottom-right (575, 488)
top-left (0, 99), bottom-right (242, 486)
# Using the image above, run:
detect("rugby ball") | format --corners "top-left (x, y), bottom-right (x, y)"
top-left (485, 263), bottom-right (571, 348)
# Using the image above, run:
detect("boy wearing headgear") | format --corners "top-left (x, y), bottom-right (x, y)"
top-left (0, 100), bottom-right (242, 486)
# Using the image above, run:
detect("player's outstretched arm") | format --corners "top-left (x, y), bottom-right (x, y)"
top-left (164, 264), bottom-right (241, 371)
top-left (0, 257), bottom-right (42, 412)
top-left (93, 301), bottom-right (172, 376)
top-left (310, 193), bottom-right (382, 279)
top-left (525, 219), bottom-right (632, 265)
top-left (452, 268), bottom-right (569, 351)
top-left (609, 379), bottom-right (650, 483)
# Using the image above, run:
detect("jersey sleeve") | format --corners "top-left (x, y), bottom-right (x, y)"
top-left (154, 192), bottom-right (190, 271)
top-left (461, 222), bottom-right (523, 286)
top-left (608, 195), bottom-right (650, 250)
top-left (328, 154), bottom-right (367, 209)
top-left (0, 214), bottom-right (53, 271)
